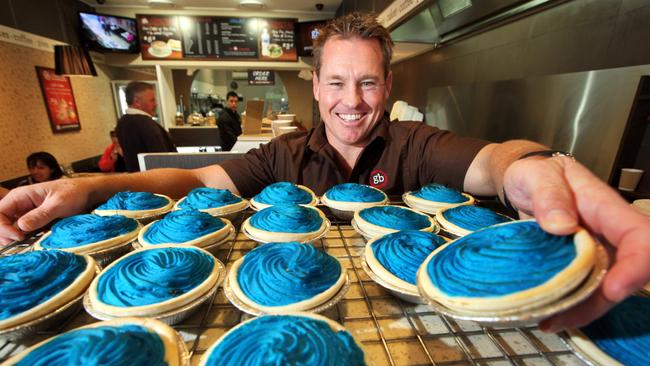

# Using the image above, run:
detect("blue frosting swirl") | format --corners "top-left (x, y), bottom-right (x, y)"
top-left (324, 183), bottom-right (385, 203)
top-left (238, 243), bottom-right (341, 306)
top-left (253, 182), bottom-right (313, 205)
top-left (581, 296), bottom-right (650, 366)
top-left (441, 206), bottom-right (512, 231)
top-left (371, 231), bottom-right (446, 285)
top-left (0, 251), bottom-right (87, 321)
top-left (143, 209), bottom-right (226, 244)
top-left (205, 315), bottom-right (366, 366)
top-left (411, 184), bottom-right (468, 203)
top-left (40, 214), bottom-right (138, 249)
top-left (14, 324), bottom-right (167, 366)
top-left (426, 221), bottom-right (575, 297)
top-left (358, 206), bottom-right (430, 230)
top-left (96, 191), bottom-right (169, 211)
top-left (97, 247), bottom-right (214, 307)
top-left (250, 204), bottom-right (323, 233)
top-left (178, 187), bottom-right (242, 210)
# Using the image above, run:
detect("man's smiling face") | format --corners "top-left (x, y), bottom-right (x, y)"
top-left (313, 36), bottom-right (392, 150)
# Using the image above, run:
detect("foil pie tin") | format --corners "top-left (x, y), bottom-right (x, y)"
top-left (223, 274), bottom-right (351, 316)
top-left (0, 262), bottom-right (101, 342)
top-left (416, 244), bottom-right (609, 327)
top-left (83, 259), bottom-right (226, 326)
top-left (240, 218), bottom-right (331, 244)
top-left (360, 255), bottom-right (425, 304)
top-left (560, 330), bottom-right (600, 366)
top-left (85, 239), bottom-right (135, 268)
top-left (0, 292), bottom-right (85, 342)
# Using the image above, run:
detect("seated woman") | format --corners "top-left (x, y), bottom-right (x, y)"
top-left (18, 152), bottom-right (64, 186)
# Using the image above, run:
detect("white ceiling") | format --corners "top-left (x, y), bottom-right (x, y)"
top-left (87, 0), bottom-right (341, 14)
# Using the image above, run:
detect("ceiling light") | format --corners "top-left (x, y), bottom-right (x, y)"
top-left (239, 0), bottom-right (265, 9)
top-left (148, 0), bottom-right (175, 6)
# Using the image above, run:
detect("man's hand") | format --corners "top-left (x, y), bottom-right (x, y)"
top-left (503, 156), bottom-right (650, 332)
top-left (0, 179), bottom-right (93, 245)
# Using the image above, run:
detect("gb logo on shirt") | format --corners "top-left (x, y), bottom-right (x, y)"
top-left (369, 169), bottom-right (388, 189)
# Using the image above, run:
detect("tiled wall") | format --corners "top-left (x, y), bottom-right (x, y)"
top-left (0, 40), bottom-right (117, 181)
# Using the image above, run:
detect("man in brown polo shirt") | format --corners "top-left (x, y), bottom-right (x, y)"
top-left (0, 13), bottom-right (649, 333)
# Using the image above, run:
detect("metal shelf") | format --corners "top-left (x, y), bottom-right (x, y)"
top-left (0, 207), bottom-right (586, 365)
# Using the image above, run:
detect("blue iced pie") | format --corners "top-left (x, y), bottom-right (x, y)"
top-left (94, 191), bottom-right (174, 220)
top-left (87, 246), bottom-right (222, 318)
top-left (365, 231), bottom-right (447, 294)
top-left (0, 250), bottom-right (96, 330)
top-left (418, 220), bottom-right (596, 314)
top-left (4, 318), bottom-right (185, 366)
top-left (138, 209), bottom-right (232, 249)
top-left (242, 204), bottom-right (329, 243)
top-left (174, 187), bottom-right (248, 217)
top-left (403, 183), bottom-right (474, 214)
top-left (230, 242), bottom-right (346, 312)
top-left (250, 182), bottom-right (317, 210)
top-left (436, 205), bottom-right (512, 237)
top-left (321, 183), bottom-right (388, 218)
top-left (353, 205), bottom-right (437, 238)
top-left (568, 295), bottom-right (650, 366)
top-left (199, 313), bottom-right (366, 366)
top-left (34, 214), bottom-right (139, 254)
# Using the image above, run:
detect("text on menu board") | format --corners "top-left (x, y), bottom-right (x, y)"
top-left (136, 15), bottom-right (182, 60)
top-left (137, 14), bottom-right (296, 61)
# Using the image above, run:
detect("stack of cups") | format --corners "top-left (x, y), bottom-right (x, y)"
top-left (272, 114), bottom-right (297, 136)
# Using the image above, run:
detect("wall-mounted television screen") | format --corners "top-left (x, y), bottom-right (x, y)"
top-left (296, 20), bottom-right (327, 57)
top-left (79, 12), bottom-right (139, 53)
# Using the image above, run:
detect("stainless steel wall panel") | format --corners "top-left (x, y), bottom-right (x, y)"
top-left (423, 65), bottom-right (650, 180)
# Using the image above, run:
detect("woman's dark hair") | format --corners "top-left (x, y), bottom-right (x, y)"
top-left (26, 152), bottom-right (63, 180)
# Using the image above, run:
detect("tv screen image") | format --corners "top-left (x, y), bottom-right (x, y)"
top-left (79, 12), bottom-right (139, 53)
top-left (296, 20), bottom-right (327, 57)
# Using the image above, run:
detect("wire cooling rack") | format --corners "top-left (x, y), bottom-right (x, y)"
top-left (0, 206), bottom-right (588, 365)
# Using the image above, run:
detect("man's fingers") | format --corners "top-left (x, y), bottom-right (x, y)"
top-left (0, 215), bottom-right (23, 245)
top-left (15, 196), bottom-right (65, 233)
top-left (539, 287), bottom-right (615, 333)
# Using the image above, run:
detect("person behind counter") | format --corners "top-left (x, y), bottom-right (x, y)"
top-left (18, 151), bottom-right (64, 186)
top-left (218, 91), bottom-right (243, 151)
top-left (116, 82), bottom-right (176, 172)
top-left (98, 130), bottom-right (126, 173)
top-left (0, 12), bottom-right (649, 334)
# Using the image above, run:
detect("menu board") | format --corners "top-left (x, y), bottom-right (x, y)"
top-left (258, 19), bottom-right (297, 61)
top-left (137, 15), bottom-right (182, 60)
top-left (137, 14), bottom-right (297, 62)
top-left (181, 16), bottom-right (258, 59)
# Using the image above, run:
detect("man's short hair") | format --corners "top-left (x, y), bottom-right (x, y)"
top-left (125, 82), bottom-right (154, 105)
top-left (226, 91), bottom-right (238, 100)
top-left (313, 12), bottom-right (394, 78)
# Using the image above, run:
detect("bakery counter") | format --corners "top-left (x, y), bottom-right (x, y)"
top-left (0, 205), bottom-right (589, 365)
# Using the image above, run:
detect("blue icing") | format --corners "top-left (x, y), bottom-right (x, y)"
top-left (238, 243), bottom-right (341, 306)
top-left (0, 251), bottom-right (87, 320)
top-left (324, 183), bottom-right (386, 203)
top-left (40, 214), bottom-right (138, 249)
top-left (442, 206), bottom-right (512, 231)
top-left (412, 184), bottom-right (468, 203)
top-left (97, 247), bottom-right (214, 307)
top-left (253, 182), bottom-right (313, 205)
top-left (371, 231), bottom-right (446, 285)
top-left (358, 206), bottom-right (430, 230)
top-left (581, 296), bottom-right (650, 366)
top-left (96, 191), bottom-right (169, 211)
top-left (250, 204), bottom-right (323, 233)
top-left (178, 187), bottom-right (242, 210)
top-left (205, 315), bottom-right (366, 366)
top-left (15, 324), bottom-right (167, 366)
top-left (143, 209), bottom-right (226, 244)
top-left (426, 221), bottom-right (575, 297)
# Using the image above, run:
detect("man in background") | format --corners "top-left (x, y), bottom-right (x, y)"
top-left (218, 91), bottom-right (242, 151)
top-left (116, 82), bottom-right (176, 172)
